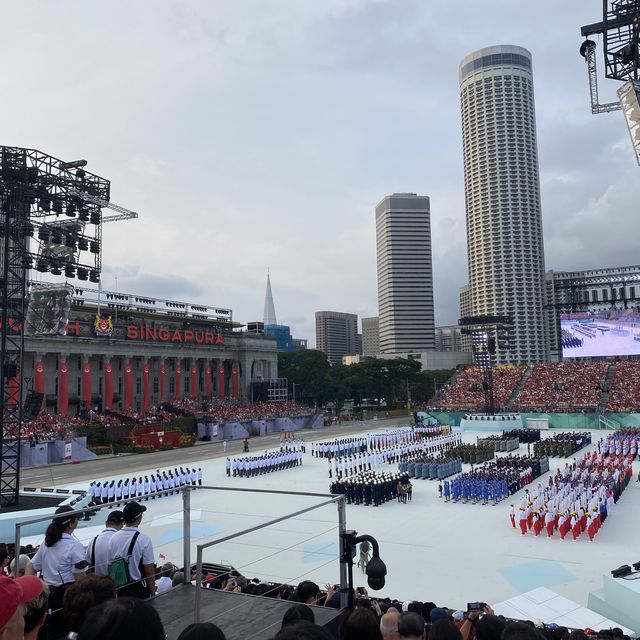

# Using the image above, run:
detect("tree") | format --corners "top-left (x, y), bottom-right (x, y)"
top-left (278, 350), bottom-right (331, 405)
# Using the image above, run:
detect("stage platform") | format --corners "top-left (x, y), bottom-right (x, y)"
top-left (459, 413), bottom-right (523, 432)
top-left (588, 573), bottom-right (640, 635)
top-left (152, 583), bottom-right (345, 640)
top-left (495, 587), bottom-right (634, 636)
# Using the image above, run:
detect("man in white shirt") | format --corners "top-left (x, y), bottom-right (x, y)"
top-left (87, 510), bottom-right (124, 574)
top-left (108, 502), bottom-right (156, 599)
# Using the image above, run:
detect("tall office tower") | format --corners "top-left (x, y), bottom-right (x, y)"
top-left (315, 311), bottom-right (358, 365)
top-left (361, 316), bottom-right (380, 357)
top-left (459, 45), bottom-right (547, 363)
top-left (375, 193), bottom-right (435, 354)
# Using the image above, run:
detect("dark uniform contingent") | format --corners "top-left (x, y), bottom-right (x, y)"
top-left (533, 432), bottom-right (591, 458)
top-left (88, 467), bottom-right (203, 505)
top-left (329, 471), bottom-right (412, 506)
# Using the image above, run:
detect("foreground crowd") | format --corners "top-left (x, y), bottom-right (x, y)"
top-left (1, 558), bottom-right (631, 640)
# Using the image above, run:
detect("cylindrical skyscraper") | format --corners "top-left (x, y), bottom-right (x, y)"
top-left (459, 45), bottom-right (547, 363)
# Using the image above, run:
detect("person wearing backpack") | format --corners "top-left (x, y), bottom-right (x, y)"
top-left (86, 511), bottom-right (125, 574)
top-left (107, 502), bottom-right (156, 599)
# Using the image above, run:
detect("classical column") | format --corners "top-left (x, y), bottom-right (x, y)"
top-left (82, 356), bottom-right (92, 410)
top-left (123, 360), bottom-right (133, 410)
top-left (217, 361), bottom-right (226, 398)
top-left (34, 354), bottom-right (45, 395)
top-left (142, 360), bottom-right (150, 411)
top-left (159, 359), bottom-right (166, 403)
top-left (190, 360), bottom-right (197, 399)
top-left (58, 355), bottom-right (69, 415)
top-left (103, 358), bottom-right (113, 410)
top-left (231, 362), bottom-right (239, 399)
top-left (174, 359), bottom-right (182, 401)
top-left (204, 361), bottom-right (212, 397)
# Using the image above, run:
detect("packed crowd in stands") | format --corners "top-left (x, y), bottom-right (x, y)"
top-left (15, 398), bottom-right (310, 441)
top-left (431, 366), bottom-right (526, 411)
top-left (2, 530), bottom-right (631, 640)
top-left (605, 361), bottom-right (640, 412)
top-left (514, 363), bottom-right (608, 412)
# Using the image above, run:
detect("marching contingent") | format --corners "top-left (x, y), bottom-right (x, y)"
top-left (88, 467), bottom-right (203, 504)
top-left (225, 444), bottom-right (303, 477)
top-left (512, 449), bottom-right (633, 541)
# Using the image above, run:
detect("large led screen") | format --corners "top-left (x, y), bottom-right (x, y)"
top-left (560, 311), bottom-right (640, 358)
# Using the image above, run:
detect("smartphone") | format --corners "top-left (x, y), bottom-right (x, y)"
top-left (467, 602), bottom-right (481, 611)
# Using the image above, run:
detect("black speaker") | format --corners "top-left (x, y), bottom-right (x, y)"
top-left (23, 391), bottom-right (44, 421)
top-left (3, 363), bottom-right (17, 379)
top-left (611, 565), bottom-right (632, 578)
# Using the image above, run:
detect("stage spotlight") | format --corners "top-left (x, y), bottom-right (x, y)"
top-left (78, 207), bottom-right (89, 222)
top-left (77, 238), bottom-right (89, 251)
top-left (90, 211), bottom-right (101, 225)
top-left (77, 267), bottom-right (88, 281)
top-left (49, 266), bottom-right (62, 276)
top-left (22, 255), bottom-right (33, 269)
top-left (50, 231), bottom-right (63, 245)
top-left (59, 159), bottom-right (87, 170)
top-left (89, 270), bottom-right (100, 283)
top-left (52, 198), bottom-right (63, 215)
top-left (22, 223), bottom-right (34, 237)
top-left (38, 227), bottom-right (50, 242)
top-left (65, 202), bottom-right (76, 217)
top-left (35, 260), bottom-right (48, 273)
top-left (89, 240), bottom-right (100, 254)
top-left (65, 235), bottom-right (76, 249)
top-left (64, 266), bottom-right (75, 279)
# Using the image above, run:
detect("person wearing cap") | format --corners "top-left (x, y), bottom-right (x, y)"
top-left (25, 505), bottom-right (88, 637)
top-left (86, 510), bottom-right (125, 575)
top-left (107, 501), bottom-right (156, 599)
top-left (0, 574), bottom-right (44, 640)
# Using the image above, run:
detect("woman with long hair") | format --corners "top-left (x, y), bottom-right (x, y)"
top-left (26, 505), bottom-right (89, 638)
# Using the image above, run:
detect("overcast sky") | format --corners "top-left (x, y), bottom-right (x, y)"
top-left (3, 1), bottom-right (638, 346)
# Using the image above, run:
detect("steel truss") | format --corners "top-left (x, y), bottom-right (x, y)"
top-left (0, 146), bottom-right (110, 506)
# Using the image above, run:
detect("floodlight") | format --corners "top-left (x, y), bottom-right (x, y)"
top-left (59, 159), bottom-right (87, 170)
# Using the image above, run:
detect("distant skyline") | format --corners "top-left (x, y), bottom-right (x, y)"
top-left (4, 2), bottom-right (639, 348)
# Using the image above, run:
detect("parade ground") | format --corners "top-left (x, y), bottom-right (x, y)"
top-left (18, 420), bottom-right (640, 620)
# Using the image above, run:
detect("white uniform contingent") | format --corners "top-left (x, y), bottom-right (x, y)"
top-left (228, 447), bottom-right (302, 477)
top-left (87, 466), bottom-right (203, 505)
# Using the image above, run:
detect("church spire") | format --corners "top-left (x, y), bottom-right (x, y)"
top-left (263, 272), bottom-right (277, 325)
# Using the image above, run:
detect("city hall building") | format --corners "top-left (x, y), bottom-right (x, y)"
top-left (23, 284), bottom-right (279, 414)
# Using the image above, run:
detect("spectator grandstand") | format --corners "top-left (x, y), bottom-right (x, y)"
top-left (430, 365), bottom-right (526, 411)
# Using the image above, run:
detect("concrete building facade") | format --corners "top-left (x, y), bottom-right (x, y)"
top-left (459, 45), bottom-right (547, 363)
top-left (375, 193), bottom-right (435, 354)
top-left (315, 311), bottom-right (359, 365)
top-left (361, 316), bottom-right (380, 357)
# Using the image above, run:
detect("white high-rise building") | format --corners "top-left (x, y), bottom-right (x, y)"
top-left (459, 45), bottom-right (547, 363)
top-left (375, 193), bottom-right (435, 354)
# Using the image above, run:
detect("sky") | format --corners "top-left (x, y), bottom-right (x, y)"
top-left (3, 1), bottom-right (639, 347)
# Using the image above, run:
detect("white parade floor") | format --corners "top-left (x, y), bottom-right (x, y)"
top-left (21, 427), bottom-right (640, 622)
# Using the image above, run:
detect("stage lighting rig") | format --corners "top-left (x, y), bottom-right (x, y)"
top-left (580, 2), bottom-right (640, 164)
top-left (0, 146), bottom-right (137, 507)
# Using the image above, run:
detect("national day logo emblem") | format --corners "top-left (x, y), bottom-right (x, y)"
top-left (94, 314), bottom-right (113, 337)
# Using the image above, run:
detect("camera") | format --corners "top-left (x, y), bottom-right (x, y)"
top-left (467, 602), bottom-right (482, 611)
